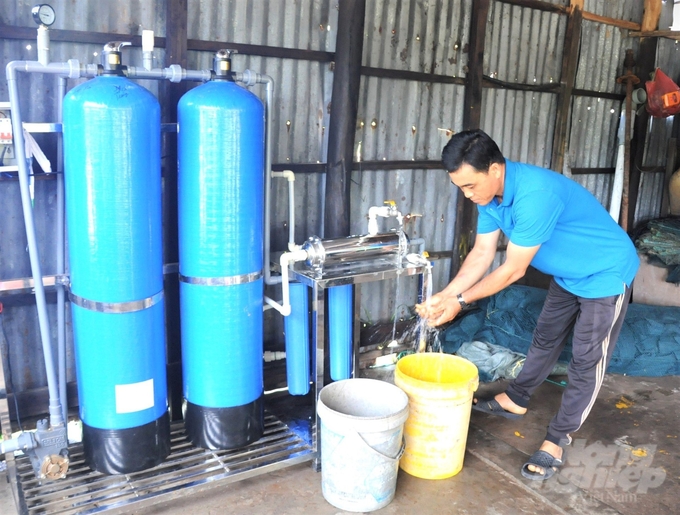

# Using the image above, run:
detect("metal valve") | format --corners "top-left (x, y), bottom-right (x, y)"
top-left (101, 41), bottom-right (131, 74)
top-left (39, 449), bottom-right (70, 480)
top-left (213, 49), bottom-right (238, 80)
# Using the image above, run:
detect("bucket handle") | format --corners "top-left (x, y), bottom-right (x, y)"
top-left (350, 431), bottom-right (406, 463)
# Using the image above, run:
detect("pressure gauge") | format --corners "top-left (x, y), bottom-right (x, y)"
top-left (32, 4), bottom-right (55, 27)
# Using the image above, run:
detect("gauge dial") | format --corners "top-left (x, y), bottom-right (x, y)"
top-left (31, 4), bottom-right (56, 27)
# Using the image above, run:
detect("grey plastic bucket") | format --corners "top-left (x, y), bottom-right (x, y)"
top-left (317, 378), bottom-right (409, 512)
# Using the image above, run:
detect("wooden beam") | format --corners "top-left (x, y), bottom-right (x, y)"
top-left (642, 0), bottom-right (662, 32)
top-left (495, 0), bottom-right (642, 31)
top-left (629, 30), bottom-right (680, 40)
top-left (580, 11), bottom-right (641, 31)
top-left (550, 5), bottom-right (582, 173)
top-left (496, 0), bottom-right (568, 14)
top-left (361, 66), bottom-right (465, 85)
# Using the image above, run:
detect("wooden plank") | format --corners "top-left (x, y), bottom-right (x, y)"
top-left (550, 5), bottom-right (582, 173)
top-left (580, 11), bottom-right (641, 31)
top-left (642, 0), bottom-right (663, 32)
top-left (570, 167), bottom-right (616, 175)
top-left (361, 66), bottom-right (465, 85)
top-left (629, 30), bottom-right (680, 40)
top-left (187, 39), bottom-right (332, 62)
top-left (495, 0), bottom-right (568, 14)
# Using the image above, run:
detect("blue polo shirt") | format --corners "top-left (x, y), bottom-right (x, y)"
top-left (477, 160), bottom-right (639, 298)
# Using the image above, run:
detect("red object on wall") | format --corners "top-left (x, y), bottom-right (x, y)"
top-left (646, 68), bottom-right (680, 118)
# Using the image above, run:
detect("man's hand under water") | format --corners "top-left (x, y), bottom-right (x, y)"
top-left (415, 291), bottom-right (462, 327)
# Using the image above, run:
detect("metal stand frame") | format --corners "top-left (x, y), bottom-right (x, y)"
top-left (289, 257), bottom-right (426, 470)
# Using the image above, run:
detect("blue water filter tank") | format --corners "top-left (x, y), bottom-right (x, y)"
top-left (328, 285), bottom-right (354, 380)
top-left (178, 76), bottom-right (265, 449)
top-left (63, 75), bottom-right (170, 474)
top-left (284, 282), bottom-right (311, 395)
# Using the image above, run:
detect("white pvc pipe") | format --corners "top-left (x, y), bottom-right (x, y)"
top-left (264, 249), bottom-right (308, 317)
top-left (56, 76), bottom-right (68, 428)
top-left (271, 170), bottom-right (297, 251)
top-left (37, 26), bottom-right (50, 66)
top-left (609, 143), bottom-right (625, 222)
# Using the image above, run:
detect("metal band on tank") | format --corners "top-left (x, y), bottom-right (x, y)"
top-left (69, 290), bottom-right (165, 314)
top-left (178, 271), bottom-right (262, 286)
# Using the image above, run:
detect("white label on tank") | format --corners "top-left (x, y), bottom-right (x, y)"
top-left (115, 379), bottom-right (154, 414)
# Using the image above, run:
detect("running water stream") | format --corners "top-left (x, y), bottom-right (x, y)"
top-left (415, 262), bottom-right (434, 352)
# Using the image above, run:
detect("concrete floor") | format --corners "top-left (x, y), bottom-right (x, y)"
top-left (1, 372), bottom-right (678, 515)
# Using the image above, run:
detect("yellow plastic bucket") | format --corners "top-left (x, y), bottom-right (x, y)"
top-left (395, 353), bottom-right (479, 479)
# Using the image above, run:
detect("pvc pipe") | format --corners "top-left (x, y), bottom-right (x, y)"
top-left (610, 144), bottom-right (625, 222)
top-left (0, 431), bottom-right (36, 454)
top-left (142, 30), bottom-right (154, 71)
top-left (125, 65), bottom-right (212, 82)
top-left (245, 74), bottom-right (281, 287)
top-left (37, 26), bottom-right (50, 66)
top-left (56, 76), bottom-right (68, 428)
top-left (6, 61), bottom-right (64, 428)
top-left (271, 170), bottom-right (296, 251)
top-left (264, 248), bottom-right (308, 316)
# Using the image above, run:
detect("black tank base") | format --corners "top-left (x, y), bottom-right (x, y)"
top-left (82, 411), bottom-right (170, 475)
top-left (185, 396), bottom-right (264, 450)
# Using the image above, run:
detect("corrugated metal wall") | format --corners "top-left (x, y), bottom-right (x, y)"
top-left (352, 0), bottom-right (469, 323)
top-left (1, 0), bottom-right (678, 401)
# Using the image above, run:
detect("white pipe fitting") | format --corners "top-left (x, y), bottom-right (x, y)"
top-left (367, 204), bottom-right (403, 235)
top-left (264, 248), bottom-right (308, 317)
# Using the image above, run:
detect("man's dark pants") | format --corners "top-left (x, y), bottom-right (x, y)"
top-left (505, 278), bottom-right (632, 446)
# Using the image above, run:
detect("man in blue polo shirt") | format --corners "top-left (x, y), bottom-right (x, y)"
top-left (416, 129), bottom-right (638, 481)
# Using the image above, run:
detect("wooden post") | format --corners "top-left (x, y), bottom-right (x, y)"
top-left (628, 1), bottom-right (661, 231)
top-left (617, 50), bottom-right (640, 232)
top-left (550, 3), bottom-right (583, 173)
top-left (449, 0), bottom-right (490, 280)
top-left (160, 0), bottom-right (188, 421)
top-left (324, 0), bottom-right (365, 239)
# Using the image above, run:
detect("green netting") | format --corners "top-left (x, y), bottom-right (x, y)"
top-left (442, 285), bottom-right (680, 377)
top-left (635, 218), bottom-right (680, 283)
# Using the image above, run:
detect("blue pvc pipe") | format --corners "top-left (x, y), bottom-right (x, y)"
top-left (284, 282), bottom-right (310, 395)
top-left (328, 285), bottom-right (353, 381)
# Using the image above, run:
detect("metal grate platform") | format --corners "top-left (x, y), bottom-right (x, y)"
top-left (11, 414), bottom-right (314, 515)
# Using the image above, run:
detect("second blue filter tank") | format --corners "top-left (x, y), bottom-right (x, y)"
top-left (178, 77), bottom-right (265, 449)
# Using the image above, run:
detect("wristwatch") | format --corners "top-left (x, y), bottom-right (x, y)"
top-left (457, 293), bottom-right (469, 309)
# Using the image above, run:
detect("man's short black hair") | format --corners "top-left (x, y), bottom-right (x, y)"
top-left (441, 129), bottom-right (505, 173)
